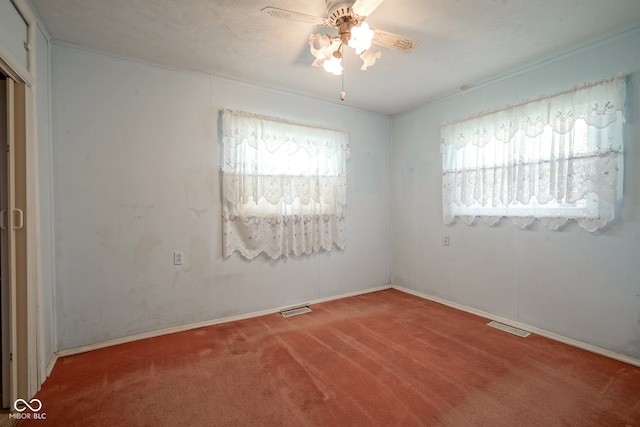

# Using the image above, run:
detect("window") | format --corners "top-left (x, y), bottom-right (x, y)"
top-left (220, 109), bottom-right (349, 258)
top-left (441, 76), bottom-right (625, 231)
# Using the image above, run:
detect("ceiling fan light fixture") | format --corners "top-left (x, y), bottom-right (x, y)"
top-left (265, 0), bottom-right (417, 79)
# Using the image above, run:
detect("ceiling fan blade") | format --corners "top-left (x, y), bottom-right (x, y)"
top-left (261, 7), bottom-right (331, 27)
top-left (372, 29), bottom-right (417, 53)
top-left (352, 0), bottom-right (385, 17)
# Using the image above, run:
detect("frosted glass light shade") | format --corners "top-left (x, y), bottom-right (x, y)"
top-left (360, 49), bottom-right (381, 70)
top-left (348, 22), bottom-right (374, 54)
top-left (309, 33), bottom-right (332, 59)
top-left (322, 55), bottom-right (343, 75)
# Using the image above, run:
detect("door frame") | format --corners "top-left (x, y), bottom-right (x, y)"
top-left (0, 0), bottom-right (43, 404)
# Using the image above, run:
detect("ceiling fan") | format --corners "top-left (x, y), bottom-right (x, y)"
top-left (262, 0), bottom-right (417, 78)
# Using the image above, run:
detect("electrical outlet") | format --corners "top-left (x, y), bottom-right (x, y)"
top-left (173, 251), bottom-right (184, 265)
top-left (442, 235), bottom-right (450, 246)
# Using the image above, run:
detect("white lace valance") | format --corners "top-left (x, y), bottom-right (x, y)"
top-left (222, 110), bottom-right (350, 159)
top-left (443, 75), bottom-right (626, 148)
top-left (441, 76), bottom-right (626, 232)
top-left (221, 109), bottom-right (350, 259)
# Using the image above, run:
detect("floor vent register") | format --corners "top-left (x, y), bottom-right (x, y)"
top-left (487, 321), bottom-right (531, 337)
top-left (280, 305), bottom-right (312, 318)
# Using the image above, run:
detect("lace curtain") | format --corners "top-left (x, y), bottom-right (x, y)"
top-left (221, 109), bottom-right (350, 259)
top-left (441, 75), bottom-right (626, 231)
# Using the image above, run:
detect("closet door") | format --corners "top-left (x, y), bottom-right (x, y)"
top-left (0, 76), bottom-right (27, 407)
top-left (0, 76), bottom-right (9, 408)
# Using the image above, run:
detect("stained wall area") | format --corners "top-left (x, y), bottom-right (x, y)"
top-left (51, 45), bottom-right (392, 350)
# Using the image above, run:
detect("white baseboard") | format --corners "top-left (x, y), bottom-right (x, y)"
top-left (51, 283), bottom-right (637, 376)
top-left (45, 353), bottom-right (58, 378)
top-left (392, 284), bottom-right (640, 368)
top-left (53, 284), bottom-right (392, 360)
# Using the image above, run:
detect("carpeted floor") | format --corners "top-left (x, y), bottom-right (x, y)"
top-left (18, 289), bottom-right (640, 426)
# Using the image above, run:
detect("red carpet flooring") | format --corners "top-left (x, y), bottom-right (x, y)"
top-left (19, 289), bottom-right (640, 426)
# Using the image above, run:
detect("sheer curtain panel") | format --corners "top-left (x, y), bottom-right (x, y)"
top-left (221, 109), bottom-right (350, 259)
top-left (441, 76), bottom-right (626, 231)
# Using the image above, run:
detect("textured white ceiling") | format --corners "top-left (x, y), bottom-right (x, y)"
top-left (30, 0), bottom-right (640, 115)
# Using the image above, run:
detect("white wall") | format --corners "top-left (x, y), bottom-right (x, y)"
top-left (392, 28), bottom-right (640, 359)
top-left (50, 44), bottom-right (392, 351)
top-left (49, 24), bottom-right (640, 360)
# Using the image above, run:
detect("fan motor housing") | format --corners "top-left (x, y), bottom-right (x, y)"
top-left (326, 0), bottom-right (355, 24)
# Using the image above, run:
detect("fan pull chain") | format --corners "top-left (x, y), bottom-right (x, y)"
top-left (340, 45), bottom-right (346, 101)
